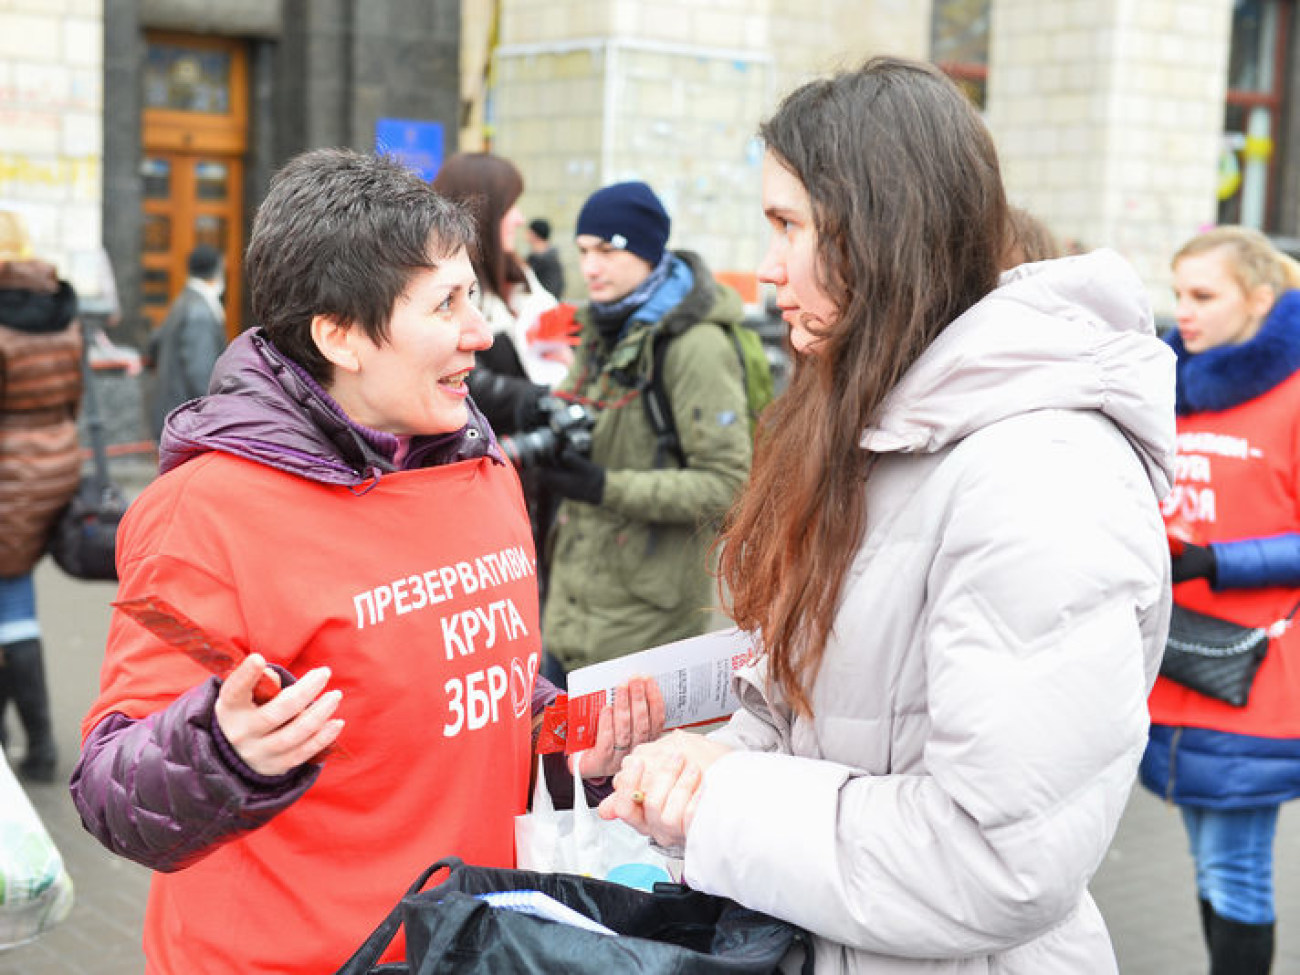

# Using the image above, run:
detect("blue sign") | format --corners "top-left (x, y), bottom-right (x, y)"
top-left (375, 118), bottom-right (445, 182)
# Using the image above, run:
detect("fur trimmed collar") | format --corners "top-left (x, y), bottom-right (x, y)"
top-left (1168, 289), bottom-right (1300, 414)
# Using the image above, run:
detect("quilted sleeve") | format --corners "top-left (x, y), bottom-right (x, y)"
top-left (1210, 533), bottom-right (1300, 589)
top-left (69, 676), bottom-right (318, 873)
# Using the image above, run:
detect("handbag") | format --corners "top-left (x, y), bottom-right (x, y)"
top-left (332, 857), bottom-right (811, 975)
top-left (1160, 600), bottom-right (1299, 707)
top-left (47, 327), bottom-right (126, 581)
top-left (0, 753), bottom-right (74, 947)
top-left (515, 754), bottom-right (680, 889)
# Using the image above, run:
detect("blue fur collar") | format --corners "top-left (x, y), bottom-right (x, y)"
top-left (1168, 289), bottom-right (1300, 414)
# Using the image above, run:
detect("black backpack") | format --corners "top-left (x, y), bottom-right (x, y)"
top-left (642, 318), bottom-right (775, 469)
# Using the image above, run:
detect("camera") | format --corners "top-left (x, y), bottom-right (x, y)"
top-left (499, 396), bottom-right (595, 469)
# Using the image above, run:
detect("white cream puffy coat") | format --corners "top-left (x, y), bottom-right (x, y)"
top-left (687, 250), bottom-right (1176, 973)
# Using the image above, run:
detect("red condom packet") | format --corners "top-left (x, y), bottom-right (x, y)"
top-left (113, 594), bottom-right (344, 759)
top-left (534, 691), bottom-right (609, 755)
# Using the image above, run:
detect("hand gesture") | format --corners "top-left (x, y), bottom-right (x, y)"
top-left (597, 730), bottom-right (733, 850)
top-left (214, 654), bottom-right (345, 776)
top-left (572, 675), bottom-right (666, 780)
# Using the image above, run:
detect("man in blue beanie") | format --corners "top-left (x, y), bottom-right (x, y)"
top-left (537, 180), bottom-right (752, 676)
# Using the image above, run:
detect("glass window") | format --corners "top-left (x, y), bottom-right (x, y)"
top-left (144, 43), bottom-right (232, 114)
top-left (194, 215), bottom-right (227, 250)
top-left (142, 268), bottom-right (172, 306)
top-left (1229, 0), bottom-right (1279, 92)
top-left (143, 214), bottom-right (171, 253)
top-left (195, 161), bottom-right (229, 201)
top-left (141, 158), bottom-right (171, 200)
top-left (931, 0), bottom-right (990, 109)
top-left (1218, 0), bottom-right (1290, 230)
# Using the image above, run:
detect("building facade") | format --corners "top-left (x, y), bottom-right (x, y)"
top-left (0, 0), bottom-right (1293, 343)
top-left (474, 0), bottom-right (1294, 319)
top-left (1, 0), bottom-right (461, 353)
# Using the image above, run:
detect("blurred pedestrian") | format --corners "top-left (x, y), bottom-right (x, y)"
top-left (432, 152), bottom-right (573, 600)
top-left (70, 148), bottom-right (661, 975)
top-left (0, 211), bottom-right (83, 783)
top-left (432, 152), bottom-right (566, 430)
top-left (540, 180), bottom-right (752, 678)
top-left (526, 217), bottom-right (566, 300)
top-left (1140, 225), bottom-right (1300, 975)
top-left (600, 56), bottom-right (1176, 973)
top-left (148, 243), bottom-right (227, 439)
top-left (1003, 205), bottom-right (1062, 267)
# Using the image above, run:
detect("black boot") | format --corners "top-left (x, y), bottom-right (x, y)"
top-left (1208, 907), bottom-right (1274, 975)
top-left (2, 638), bottom-right (57, 782)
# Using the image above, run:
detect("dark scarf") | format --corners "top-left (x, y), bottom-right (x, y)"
top-left (1168, 289), bottom-right (1300, 415)
top-left (590, 252), bottom-right (674, 346)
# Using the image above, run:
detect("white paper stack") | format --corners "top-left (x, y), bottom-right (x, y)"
top-left (476, 889), bottom-right (617, 936)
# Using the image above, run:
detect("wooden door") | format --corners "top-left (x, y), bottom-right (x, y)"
top-left (140, 32), bottom-right (248, 338)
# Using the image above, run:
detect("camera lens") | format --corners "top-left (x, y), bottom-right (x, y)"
top-left (500, 427), bottom-right (559, 469)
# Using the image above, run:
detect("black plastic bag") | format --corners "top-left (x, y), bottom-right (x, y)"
top-left (48, 475), bottom-right (125, 581)
top-left (333, 857), bottom-right (811, 975)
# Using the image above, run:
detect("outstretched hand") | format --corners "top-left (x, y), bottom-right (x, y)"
top-left (571, 675), bottom-right (666, 780)
top-left (214, 654), bottom-right (345, 777)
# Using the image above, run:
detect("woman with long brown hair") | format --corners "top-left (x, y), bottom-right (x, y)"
top-left (432, 152), bottom-right (566, 434)
top-left (600, 56), bottom-right (1177, 972)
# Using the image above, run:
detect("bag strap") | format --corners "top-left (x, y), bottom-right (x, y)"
top-left (641, 328), bottom-right (686, 470)
top-left (330, 858), bottom-right (461, 974)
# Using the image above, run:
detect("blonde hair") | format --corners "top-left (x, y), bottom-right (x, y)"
top-left (1174, 225), bottom-right (1300, 296)
top-left (0, 211), bottom-right (34, 262)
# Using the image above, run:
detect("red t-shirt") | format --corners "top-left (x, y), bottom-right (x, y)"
top-left (83, 452), bottom-right (539, 973)
top-left (1150, 368), bottom-right (1300, 738)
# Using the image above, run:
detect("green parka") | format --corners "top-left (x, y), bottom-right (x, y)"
top-left (542, 250), bottom-right (751, 670)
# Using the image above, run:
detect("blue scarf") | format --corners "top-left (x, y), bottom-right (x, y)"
top-left (1168, 289), bottom-right (1300, 415)
top-left (590, 252), bottom-right (676, 344)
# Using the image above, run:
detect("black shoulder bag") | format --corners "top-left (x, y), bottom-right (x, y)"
top-left (1160, 599), bottom-right (1300, 707)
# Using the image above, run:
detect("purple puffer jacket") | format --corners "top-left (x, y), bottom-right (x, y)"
top-left (71, 329), bottom-right (565, 872)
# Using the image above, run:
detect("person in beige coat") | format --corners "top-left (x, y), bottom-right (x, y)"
top-left (600, 57), bottom-right (1176, 973)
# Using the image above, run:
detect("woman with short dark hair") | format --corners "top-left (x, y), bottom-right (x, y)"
top-left (70, 148), bottom-right (659, 974)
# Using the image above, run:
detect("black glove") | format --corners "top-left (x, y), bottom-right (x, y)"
top-left (540, 447), bottom-right (605, 505)
top-left (512, 384), bottom-right (552, 433)
top-left (1172, 542), bottom-right (1217, 585)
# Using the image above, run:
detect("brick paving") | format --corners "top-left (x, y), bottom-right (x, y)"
top-left (3, 467), bottom-right (1298, 972)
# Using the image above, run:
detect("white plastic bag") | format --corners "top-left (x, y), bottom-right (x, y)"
top-left (515, 754), bottom-right (680, 890)
top-left (0, 753), bottom-right (74, 948)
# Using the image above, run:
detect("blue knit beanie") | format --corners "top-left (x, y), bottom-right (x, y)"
top-left (575, 181), bottom-right (671, 267)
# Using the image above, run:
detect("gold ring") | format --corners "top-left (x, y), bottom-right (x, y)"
top-left (631, 790), bottom-right (646, 805)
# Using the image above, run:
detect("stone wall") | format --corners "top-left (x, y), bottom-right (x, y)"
top-left (985, 0), bottom-right (1232, 317)
top-left (0, 0), bottom-right (107, 305)
top-left (488, 0), bottom-right (938, 291)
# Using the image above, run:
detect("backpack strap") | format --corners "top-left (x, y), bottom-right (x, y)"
top-left (641, 328), bottom-right (687, 469)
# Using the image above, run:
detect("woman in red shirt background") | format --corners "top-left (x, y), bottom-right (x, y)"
top-left (1141, 225), bottom-right (1300, 975)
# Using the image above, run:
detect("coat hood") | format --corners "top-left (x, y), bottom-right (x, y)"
top-left (159, 328), bottom-right (499, 484)
top-left (861, 248), bottom-right (1176, 497)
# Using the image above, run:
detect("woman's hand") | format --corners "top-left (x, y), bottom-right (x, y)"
top-left (214, 654), bottom-right (345, 776)
top-left (572, 676), bottom-right (666, 780)
top-left (596, 730), bottom-right (732, 850)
